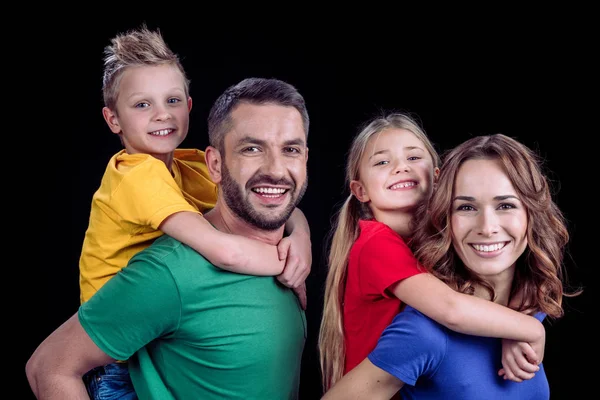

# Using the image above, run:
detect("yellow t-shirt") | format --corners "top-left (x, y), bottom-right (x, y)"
top-left (78, 149), bottom-right (218, 304)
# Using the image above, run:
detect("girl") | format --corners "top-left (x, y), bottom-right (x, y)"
top-left (319, 114), bottom-right (546, 393)
top-left (322, 133), bottom-right (578, 399)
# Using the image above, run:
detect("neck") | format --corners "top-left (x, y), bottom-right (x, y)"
top-left (204, 201), bottom-right (285, 246)
top-left (472, 266), bottom-right (516, 306)
top-left (373, 209), bottom-right (414, 241)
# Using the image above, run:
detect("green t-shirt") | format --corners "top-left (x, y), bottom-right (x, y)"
top-left (79, 235), bottom-right (306, 399)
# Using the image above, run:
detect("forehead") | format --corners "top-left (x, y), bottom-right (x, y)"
top-left (366, 128), bottom-right (426, 155)
top-left (226, 103), bottom-right (306, 145)
top-left (455, 158), bottom-right (516, 195)
top-left (118, 64), bottom-right (186, 94)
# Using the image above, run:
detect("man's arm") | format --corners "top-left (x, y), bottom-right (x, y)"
top-left (321, 358), bottom-right (404, 400)
top-left (26, 313), bottom-right (115, 399)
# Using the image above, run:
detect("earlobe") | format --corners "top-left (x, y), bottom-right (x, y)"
top-left (350, 180), bottom-right (369, 203)
top-left (102, 107), bottom-right (122, 134)
top-left (205, 146), bottom-right (223, 183)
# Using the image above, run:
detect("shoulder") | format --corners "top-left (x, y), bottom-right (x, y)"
top-left (354, 220), bottom-right (413, 257)
top-left (384, 306), bottom-right (448, 346)
top-left (131, 235), bottom-right (212, 270)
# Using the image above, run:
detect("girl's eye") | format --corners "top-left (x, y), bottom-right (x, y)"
top-left (408, 156), bottom-right (421, 161)
top-left (374, 160), bottom-right (389, 166)
top-left (456, 204), bottom-right (475, 212)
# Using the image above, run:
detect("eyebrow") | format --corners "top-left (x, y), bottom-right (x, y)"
top-left (453, 195), bottom-right (521, 202)
top-left (235, 136), bottom-right (306, 147)
top-left (368, 146), bottom-right (424, 160)
top-left (126, 87), bottom-right (186, 100)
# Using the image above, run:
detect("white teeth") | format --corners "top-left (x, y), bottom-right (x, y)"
top-left (149, 129), bottom-right (171, 136)
top-left (472, 243), bottom-right (506, 252)
top-left (389, 182), bottom-right (416, 190)
top-left (253, 187), bottom-right (286, 195)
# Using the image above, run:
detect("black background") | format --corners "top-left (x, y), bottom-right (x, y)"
top-left (24, 13), bottom-right (594, 399)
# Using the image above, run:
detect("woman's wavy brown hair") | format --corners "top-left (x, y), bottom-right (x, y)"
top-left (411, 134), bottom-right (579, 319)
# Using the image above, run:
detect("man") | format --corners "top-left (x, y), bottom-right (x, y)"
top-left (26, 77), bottom-right (310, 399)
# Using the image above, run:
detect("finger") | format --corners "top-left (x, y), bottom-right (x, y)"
top-left (277, 238), bottom-right (291, 261)
top-left (520, 343), bottom-right (539, 365)
top-left (294, 285), bottom-right (307, 310)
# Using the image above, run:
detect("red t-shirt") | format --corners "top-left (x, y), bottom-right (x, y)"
top-left (343, 219), bottom-right (424, 374)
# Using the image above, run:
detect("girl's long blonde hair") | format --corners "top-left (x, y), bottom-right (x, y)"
top-left (318, 112), bottom-right (440, 391)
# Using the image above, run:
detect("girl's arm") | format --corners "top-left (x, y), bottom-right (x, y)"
top-left (390, 273), bottom-right (545, 343)
top-left (160, 211), bottom-right (285, 275)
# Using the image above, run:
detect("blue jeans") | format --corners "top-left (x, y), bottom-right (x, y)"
top-left (83, 362), bottom-right (137, 400)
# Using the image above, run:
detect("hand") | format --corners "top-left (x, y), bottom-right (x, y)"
top-left (276, 231), bottom-right (312, 310)
top-left (498, 339), bottom-right (540, 382)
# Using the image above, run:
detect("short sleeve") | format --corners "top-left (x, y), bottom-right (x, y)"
top-left (358, 231), bottom-right (423, 298)
top-left (368, 308), bottom-right (447, 386)
top-left (111, 157), bottom-right (199, 231)
top-left (78, 252), bottom-right (181, 361)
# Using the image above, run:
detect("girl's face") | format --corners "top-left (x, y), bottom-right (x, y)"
top-left (351, 128), bottom-right (437, 217)
top-left (451, 158), bottom-right (528, 286)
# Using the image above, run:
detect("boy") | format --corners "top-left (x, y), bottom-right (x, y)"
top-left (79, 26), bottom-right (311, 399)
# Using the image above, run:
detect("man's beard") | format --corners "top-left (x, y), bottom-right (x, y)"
top-left (220, 162), bottom-right (308, 231)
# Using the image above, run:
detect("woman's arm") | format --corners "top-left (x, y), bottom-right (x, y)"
top-left (160, 211), bottom-right (285, 275)
top-left (321, 358), bottom-right (404, 400)
top-left (390, 273), bottom-right (545, 343)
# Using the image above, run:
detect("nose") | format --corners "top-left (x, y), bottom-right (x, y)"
top-left (264, 151), bottom-right (286, 179)
top-left (477, 208), bottom-right (499, 237)
top-left (393, 159), bottom-right (410, 174)
top-left (153, 104), bottom-right (172, 122)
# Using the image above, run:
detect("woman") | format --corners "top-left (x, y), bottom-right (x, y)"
top-left (322, 134), bottom-right (579, 400)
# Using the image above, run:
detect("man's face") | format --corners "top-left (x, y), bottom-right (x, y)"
top-left (220, 103), bottom-right (308, 230)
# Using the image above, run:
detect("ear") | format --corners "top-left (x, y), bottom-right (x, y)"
top-left (102, 107), bottom-right (122, 134)
top-left (205, 146), bottom-right (223, 183)
top-left (305, 147), bottom-right (309, 163)
top-left (432, 167), bottom-right (441, 191)
top-left (187, 96), bottom-right (193, 112)
top-left (350, 180), bottom-right (370, 203)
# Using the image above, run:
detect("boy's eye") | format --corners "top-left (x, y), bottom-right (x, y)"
top-left (168, 98), bottom-right (181, 104)
top-left (408, 156), bottom-right (421, 161)
top-left (135, 102), bottom-right (150, 108)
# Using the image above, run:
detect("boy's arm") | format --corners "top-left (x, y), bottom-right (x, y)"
top-left (26, 314), bottom-right (116, 399)
top-left (389, 273), bottom-right (545, 343)
top-left (278, 208), bottom-right (312, 309)
top-left (160, 211), bottom-right (285, 275)
top-left (279, 208), bottom-right (312, 288)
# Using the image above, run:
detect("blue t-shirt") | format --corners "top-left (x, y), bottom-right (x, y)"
top-left (368, 306), bottom-right (549, 400)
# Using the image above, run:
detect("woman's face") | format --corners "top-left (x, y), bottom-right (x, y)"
top-left (450, 158), bottom-right (528, 286)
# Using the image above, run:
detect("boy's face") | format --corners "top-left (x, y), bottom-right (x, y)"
top-left (102, 64), bottom-right (192, 163)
